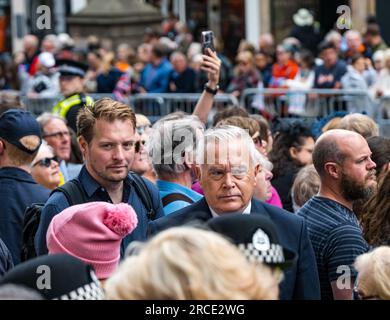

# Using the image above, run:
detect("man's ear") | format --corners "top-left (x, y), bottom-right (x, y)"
top-left (324, 162), bottom-right (340, 179)
top-left (78, 136), bottom-right (88, 155)
top-left (183, 151), bottom-right (194, 169)
top-left (254, 164), bottom-right (261, 177)
top-left (0, 139), bottom-right (4, 156)
top-left (195, 165), bottom-right (202, 181)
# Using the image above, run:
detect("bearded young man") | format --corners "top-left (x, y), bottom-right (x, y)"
top-left (298, 129), bottom-right (376, 301)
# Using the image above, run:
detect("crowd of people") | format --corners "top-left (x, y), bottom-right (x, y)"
top-left (0, 9), bottom-right (390, 301)
top-left (1, 10), bottom-right (390, 117)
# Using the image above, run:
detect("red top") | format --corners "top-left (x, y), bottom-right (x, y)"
top-left (271, 60), bottom-right (299, 83)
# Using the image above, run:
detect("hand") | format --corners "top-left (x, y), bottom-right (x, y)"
top-left (232, 90), bottom-right (241, 98)
top-left (139, 87), bottom-right (147, 94)
top-left (201, 48), bottom-right (221, 88)
top-left (334, 82), bottom-right (342, 89)
top-left (169, 81), bottom-right (177, 92)
top-left (27, 92), bottom-right (38, 99)
top-left (365, 58), bottom-right (372, 69)
top-left (377, 89), bottom-right (384, 97)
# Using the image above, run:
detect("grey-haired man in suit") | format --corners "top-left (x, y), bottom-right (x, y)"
top-left (149, 125), bottom-right (320, 300)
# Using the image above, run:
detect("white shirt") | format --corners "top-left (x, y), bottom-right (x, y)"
top-left (209, 202), bottom-right (252, 218)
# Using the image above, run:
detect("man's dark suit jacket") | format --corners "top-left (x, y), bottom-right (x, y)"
top-left (148, 198), bottom-right (321, 300)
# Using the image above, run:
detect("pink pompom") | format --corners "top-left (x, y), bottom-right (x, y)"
top-left (103, 204), bottom-right (138, 236)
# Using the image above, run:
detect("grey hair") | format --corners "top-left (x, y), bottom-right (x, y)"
top-left (148, 115), bottom-right (204, 177)
top-left (255, 150), bottom-right (273, 171)
top-left (43, 34), bottom-right (59, 49)
top-left (36, 112), bottom-right (67, 133)
top-left (196, 125), bottom-right (258, 166)
top-left (35, 140), bottom-right (54, 156)
top-left (170, 51), bottom-right (187, 62)
top-left (32, 141), bottom-right (55, 167)
top-left (325, 30), bottom-right (342, 43)
top-left (345, 29), bottom-right (362, 41)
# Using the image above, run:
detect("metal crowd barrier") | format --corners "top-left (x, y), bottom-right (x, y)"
top-left (377, 96), bottom-right (390, 137)
top-left (240, 88), bottom-right (372, 118)
top-left (20, 96), bottom-right (61, 117)
top-left (21, 93), bottom-right (239, 123)
top-left (19, 90), bottom-right (389, 137)
top-left (19, 93), bottom-right (120, 117)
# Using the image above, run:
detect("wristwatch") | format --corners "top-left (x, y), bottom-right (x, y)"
top-left (204, 83), bottom-right (219, 95)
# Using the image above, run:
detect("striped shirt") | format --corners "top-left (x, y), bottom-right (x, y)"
top-left (297, 196), bottom-right (369, 300)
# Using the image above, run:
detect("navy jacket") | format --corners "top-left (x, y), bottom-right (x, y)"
top-left (0, 167), bottom-right (50, 265)
top-left (149, 198), bottom-right (321, 300)
top-left (35, 166), bottom-right (164, 257)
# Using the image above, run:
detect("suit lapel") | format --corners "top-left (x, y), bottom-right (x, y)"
top-left (190, 198), bottom-right (213, 221)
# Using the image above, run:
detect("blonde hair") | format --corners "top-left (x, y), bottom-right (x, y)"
top-left (322, 117), bottom-right (343, 133)
top-left (337, 113), bottom-right (379, 139)
top-left (236, 50), bottom-right (255, 66)
top-left (135, 114), bottom-right (151, 128)
top-left (292, 164), bottom-right (320, 209)
top-left (354, 246), bottom-right (390, 300)
top-left (77, 98), bottom-right (136, 143)
top-left (105, 227), bottom-right (279, 300)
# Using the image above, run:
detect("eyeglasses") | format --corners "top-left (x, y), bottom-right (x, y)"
top-left (207, 165), bottom-right (249, 181)
top-left (238, 60), bottom-right (249, 65)
top-left (43, 130), bottom-right (70, 139)
top-left (135, 140), bottom-right (146, 153)
top-left (32, 156), bottom-right (59, 168)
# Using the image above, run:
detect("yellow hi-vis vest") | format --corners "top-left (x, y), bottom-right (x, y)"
top-left (52, 93), bottom-right (94, 119)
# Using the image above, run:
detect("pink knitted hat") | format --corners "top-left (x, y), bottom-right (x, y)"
top-left (47, 202), bottom-right (138, 279)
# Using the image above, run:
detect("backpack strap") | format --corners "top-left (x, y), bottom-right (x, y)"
top-left (162, 193), bottom-right (194, 207)
top-left (129, 172), bottom-right (155, 221)
top-left (51, 179), bottom-right (86, 206)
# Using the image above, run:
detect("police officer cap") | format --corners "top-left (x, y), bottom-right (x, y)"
top-left (56, 59), bottom-right (88, 78)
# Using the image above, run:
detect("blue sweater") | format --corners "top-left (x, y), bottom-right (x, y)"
top-left (140, 59), bottom-right (173, 93)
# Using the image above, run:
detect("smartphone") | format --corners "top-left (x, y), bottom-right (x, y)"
top-left (201, 30), bottom-right (215, 55)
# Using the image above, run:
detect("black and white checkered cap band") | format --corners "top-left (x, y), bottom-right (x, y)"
top-left (54, 271), bottom-right (105, 300)
top-left (238, 243), bottom-right (285, 265)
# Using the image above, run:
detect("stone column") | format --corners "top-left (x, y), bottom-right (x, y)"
top-left (351, 0), bottom-right (376, 32)
top-left (11, 0), bottom-right (27, 53)
top-left (245, 0), bottom-right (261, 47)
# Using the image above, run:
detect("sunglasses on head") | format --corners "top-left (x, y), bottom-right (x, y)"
top-left (136, 125), bottom-right (151, 135)
top-left (32, 156), bottom-right (59, 168)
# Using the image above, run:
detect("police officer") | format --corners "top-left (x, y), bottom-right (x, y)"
top-left (52, 60), bottom-right (94, 133)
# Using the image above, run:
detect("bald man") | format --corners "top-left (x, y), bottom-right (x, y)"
top-left (298, 129), bottom-right (376, 300)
